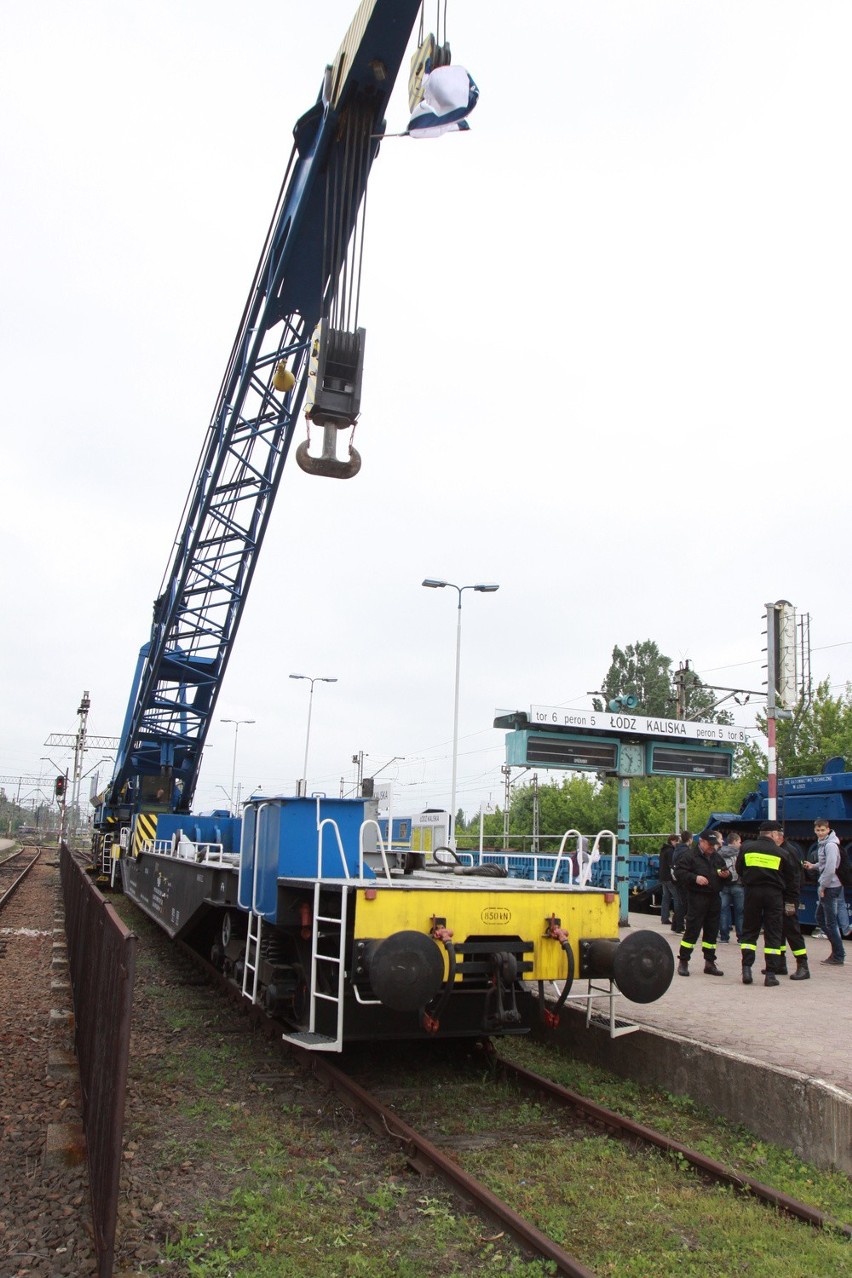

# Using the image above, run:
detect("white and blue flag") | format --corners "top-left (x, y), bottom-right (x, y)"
top-left (407, 64), bottom-right (479, 138)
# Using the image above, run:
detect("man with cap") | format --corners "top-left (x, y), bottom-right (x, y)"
top-left (672, 829), bottom-right (730, 977)
top-left (735, 820), bottom-right (799, 987)
top-left (770, 824), bottom-right (811, 979)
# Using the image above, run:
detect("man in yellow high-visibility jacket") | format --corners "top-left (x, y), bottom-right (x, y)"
top-left (735, 820), bottom-right (798, 987)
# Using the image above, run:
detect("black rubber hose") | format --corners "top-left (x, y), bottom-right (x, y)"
top-left (421, 939), bottom-right (457, 1033)
top-left (549, 935), bottom-right (577, 1012)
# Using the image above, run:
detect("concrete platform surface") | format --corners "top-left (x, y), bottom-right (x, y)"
top-left (622, 910), bottom-right (851, 1095)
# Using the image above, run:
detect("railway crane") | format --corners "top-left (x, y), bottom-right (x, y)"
top-left (94, 0), bottom-right (424, 852)
top-left (93, 1), bottom-right (673, 1051)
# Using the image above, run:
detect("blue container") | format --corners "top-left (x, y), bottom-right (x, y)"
top-left (238, 795), bottom-right (372, 921)
top-left (156, 812), bottom-right (241, 853)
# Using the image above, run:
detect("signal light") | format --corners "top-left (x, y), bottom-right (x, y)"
top-left (55, 775), bottom-right (66, 799)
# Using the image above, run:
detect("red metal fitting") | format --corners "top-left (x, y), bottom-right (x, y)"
top-left (543, 1008), bottom-right (560, 1029)
top-left (430, 916), bottom-right (454, 942)
top-left (422, 1013), bottom-right (440, 1034)
top-left (545, 915), bottom-right (569, 944)
top-left (299, 901), bottom-right (312, 939)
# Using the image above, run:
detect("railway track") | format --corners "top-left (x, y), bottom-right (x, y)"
top-left (0, 844), bottom-right (99, 1276)
top-left (0, 845), bottom-right (41, 912)
top-left (176, 937), bottom-right (851, 1276)
top-left (495, 1055), bottom-right (852, 1238)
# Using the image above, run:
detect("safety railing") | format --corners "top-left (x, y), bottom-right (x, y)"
top-left (584, 829), bottom-right (618, 890)
top-left (60, 844), bottom-right (137, 1278)
top-left (317, 809), bottom-right (350, 880)
top-left (456, 829), bottom-right (620, 890)
top-left (140, 836), bottom-right (236, 865)
top-left (549, 829), bottom-right (582, 885)
top-left (359, 819), bottom-right (394, 880)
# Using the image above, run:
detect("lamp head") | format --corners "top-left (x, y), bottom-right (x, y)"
top-left (422, 579), bottom-right (447, 589)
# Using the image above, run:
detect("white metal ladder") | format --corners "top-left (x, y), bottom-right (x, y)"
top-left (242, 911), bottom-right (263, 1004)
top-left (282, 881), bottom-right (348, 1052)
top-left (100, 834), bottom-right (113, 877)
top-left (544, 977), bottom-right (640, 1039)
top-left (281, 807), bottom-right (351, 1052)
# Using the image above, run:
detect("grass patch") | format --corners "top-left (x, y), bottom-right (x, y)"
top-left (113, 899), bottom-right (851, 1277)
top-left (497, 1036), bottom-right (852, 1226)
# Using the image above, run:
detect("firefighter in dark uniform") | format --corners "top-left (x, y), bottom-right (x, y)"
top-left (736, 819), bottom-right (798, 986)
top-left (775, 827), bottom-right (810, 980)
top-left (672, 829), bottom-right (730, 977)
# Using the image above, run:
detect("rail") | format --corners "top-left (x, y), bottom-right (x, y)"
top-left (60, 844), bottom-right (137, 1278)
top-left (0, 847), bottom-right (41, 909)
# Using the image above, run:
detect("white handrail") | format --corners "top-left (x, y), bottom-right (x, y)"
top-left (317, 818), bottom-right (349, 880)
top-left (250, 802), bottom-right (271, 912)
top-left (139, 836), bottom-right (231, 864)
top-left (550, 828), bottom-right (583, 885)
top-left (359, 819), bottom-right (392, 880)
top-left (588, 829), bottom-right (617, 889)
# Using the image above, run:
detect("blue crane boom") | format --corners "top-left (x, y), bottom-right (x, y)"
top-left (100, 0), bottom-right (422, 828)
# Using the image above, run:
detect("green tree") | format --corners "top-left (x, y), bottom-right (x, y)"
top-left (598, 640), bottom-right (674, 715)
top-left (598, 641), bottom-right (731, 724)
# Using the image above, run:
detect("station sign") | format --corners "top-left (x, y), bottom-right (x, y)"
top-left (508, 731), bottom-right (621, 772)
top-left (506, 730), bottom-right (733, 780)
top-left (646, 743), bottom-right (733, 779)
top-left (529, 705), bottom-right (747, 746)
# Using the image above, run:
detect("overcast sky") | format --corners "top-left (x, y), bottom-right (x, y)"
top-left (3, 0), bottom-right (851, 822)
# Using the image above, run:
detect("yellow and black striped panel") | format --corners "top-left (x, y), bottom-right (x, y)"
top-left (131, 812), bottom-right (158, 859)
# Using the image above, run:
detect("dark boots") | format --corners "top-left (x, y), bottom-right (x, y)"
top-left (744, 960), bottom-right (781, 986)
top-left (677, 959), bottom-right (690, 977)
top-left (789, 958), bottom-right (810, 981)
top-left (703, 961), bottom-right (724, 976)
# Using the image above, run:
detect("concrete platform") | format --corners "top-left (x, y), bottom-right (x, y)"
top-left (537, 909), bottom-right (852, 1175)
top-left (623, 909), bottom-right (850, 1093)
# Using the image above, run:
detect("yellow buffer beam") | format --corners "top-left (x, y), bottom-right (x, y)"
top-left (353, 885), bottom-right (619, 982)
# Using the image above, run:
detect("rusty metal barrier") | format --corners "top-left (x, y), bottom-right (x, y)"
top-left (60, 844), bottom-right (136, 1278)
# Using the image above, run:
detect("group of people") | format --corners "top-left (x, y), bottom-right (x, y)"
top-left (657, 820), bottom-right (847, 986)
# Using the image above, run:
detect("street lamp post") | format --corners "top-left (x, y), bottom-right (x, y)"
top-left (422, 579), bottom-right (499, 846)
top-left (220, 719), bottom-right (256, 816)
top-left (289, 675), bottom-right (337, 795)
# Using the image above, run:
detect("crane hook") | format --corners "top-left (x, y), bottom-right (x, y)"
top-left (296, 423), bottom-right (361, 479)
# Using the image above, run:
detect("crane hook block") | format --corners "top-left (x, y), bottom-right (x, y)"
top-left (305, 319), bottom-right (366, 428)
top-left (296, 430), bottom-right (362, 479)
top-left (299, 318), bottom-right (365, 477)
